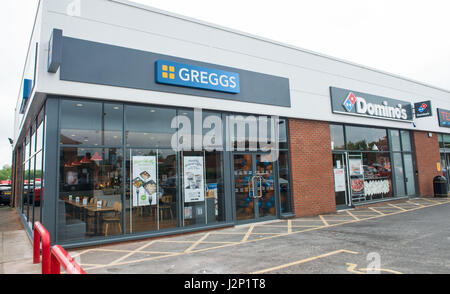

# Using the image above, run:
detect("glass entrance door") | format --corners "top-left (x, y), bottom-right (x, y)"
top-left (332, 153), bottom-right (350, 207)
top-left (233, 153), bottom-right (277, 222)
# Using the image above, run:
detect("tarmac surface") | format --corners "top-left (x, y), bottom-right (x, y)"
top-left (67, 197), bottom-right (450, 274)
top-left (1, 197), bottom-right (449, 274)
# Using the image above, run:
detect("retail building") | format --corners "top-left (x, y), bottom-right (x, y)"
top-left (12, 0), bottom-right (450, 248)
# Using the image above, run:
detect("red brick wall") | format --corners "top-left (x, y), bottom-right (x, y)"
top-left (288, 119), bottom-right (336, 216)
top-left (412, 131), bottom-right (441, 196)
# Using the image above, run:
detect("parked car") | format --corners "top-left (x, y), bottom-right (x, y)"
top-left (0, 184), bottom-right (12, 205)
top-left (23, 182), bottom-right (42, 206)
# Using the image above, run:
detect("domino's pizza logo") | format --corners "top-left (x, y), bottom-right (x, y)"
top-left (418, 103), bottom-right (428, 113)
top-left (343, 92), bottom-right (357, 112)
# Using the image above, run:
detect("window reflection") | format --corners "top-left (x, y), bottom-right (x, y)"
top-left (346, 126), bottom-right (388, 151)
top-left (125, 105), bottom-right (176, 148)
top-left (330, 124), bottom-right (345, 150)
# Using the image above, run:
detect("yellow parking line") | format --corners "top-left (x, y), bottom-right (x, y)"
top-left (369, 207), bottom-right (385, 215)
top-left (319, 215), bottom-right (329, 226)
top-left (108, 240), bottom-right (156, 266)
top-left (420, 198), bottom-right (440, 205)
top-left (387, 203), bottom-right (407, 211)
top-left (405, 200), bottom-right (424, 206)
top-left (345, 210), bottom-right (359, 221)
top-left (185, 233), bottom-right (211, 253)
top-left (241, 224), bottom-right (255, 242)
top-left (250, 249), bottom-right (359, 274)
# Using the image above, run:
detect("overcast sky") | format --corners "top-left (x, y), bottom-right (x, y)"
top-left (1, 0), bottom-right (450, 170)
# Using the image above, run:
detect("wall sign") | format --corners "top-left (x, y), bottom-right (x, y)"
top-left (60, 32), bottom-right (291, 107)
top-left (156, 60), bottom-right (240, 94)
top-left (414, 101), bottom-right (432, 118)
top-left (330, 87), bottom-right (413, 122)
top-left (47, 28), bottom-right (63, 73)
top-left (438, 108), bottom-right (450, 128)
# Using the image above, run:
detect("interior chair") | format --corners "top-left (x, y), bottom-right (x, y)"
top-left (102, 201), bottom-right (122, 236)
top-left (159, 195), bottom-right (174, 222)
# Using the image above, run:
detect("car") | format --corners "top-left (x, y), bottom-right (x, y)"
top-left (23, 182), bottom-right (42, 206)
top-left (0, 184), bottom-right (12, 205)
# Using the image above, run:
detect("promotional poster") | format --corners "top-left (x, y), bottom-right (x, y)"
top-left (183, 156), bottom-right (205, 203)
top-left (132, 156), bottom-right (157, 207)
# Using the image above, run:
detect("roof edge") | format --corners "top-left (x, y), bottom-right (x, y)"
top-left (109, 0), bottom-right (450, 94)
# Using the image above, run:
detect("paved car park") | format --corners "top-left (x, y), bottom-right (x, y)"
top-left (66, 197), bottom-right (450, 274)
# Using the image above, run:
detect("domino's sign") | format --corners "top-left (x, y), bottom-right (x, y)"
top-left (414, 101), bottom-right (432, 118)
top-left (330, 87), bottom-right (413, 122)
top-left (155, 60), bottom-right (240, 94)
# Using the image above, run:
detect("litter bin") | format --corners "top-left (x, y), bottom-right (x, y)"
top-left (433, 176), bottom-right (448, 197)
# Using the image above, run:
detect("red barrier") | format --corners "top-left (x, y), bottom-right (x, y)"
top-left (50, 245), bottom-right (86, 274)
top-left (33, 222), bottom-right (51, 274)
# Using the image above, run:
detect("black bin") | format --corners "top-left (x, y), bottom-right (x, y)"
top-left (433, 176), bottom-right (448, 197)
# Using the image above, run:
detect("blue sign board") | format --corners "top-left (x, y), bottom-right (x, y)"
top-left (155, 60), bottom-right (240, 94)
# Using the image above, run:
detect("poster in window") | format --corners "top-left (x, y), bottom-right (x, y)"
top-left (183, 156), bottom-right (205, 203)
top-left (349, 158), bottom-right (363, 176)
top-left (207, 183), bottom-right (219, 216)
top-left (333, 169), bottom-right (346, 192)
top-left (132, 156), bottom-right (157, 207)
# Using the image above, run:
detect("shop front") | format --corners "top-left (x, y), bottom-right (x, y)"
top-left (329, 87), bottom-right (418, 208)
top-left (18, 97), bottom-right (293, 246)
top-left (12, 0), bottom-right (450, 248)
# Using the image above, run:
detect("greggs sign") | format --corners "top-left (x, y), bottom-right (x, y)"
top-left (155, 60), bottom-right (240, 94)
top-left (330, 87), bottom-right (413, 122)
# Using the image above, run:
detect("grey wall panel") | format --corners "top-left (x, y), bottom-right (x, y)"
top-left (60, 37), bottom-right (291, 107)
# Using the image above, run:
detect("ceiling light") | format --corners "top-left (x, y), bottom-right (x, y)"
top-left (76, 104), bottom-right (83, 107)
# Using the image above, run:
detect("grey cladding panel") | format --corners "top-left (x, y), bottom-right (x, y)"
top-left (60, 37), bottom-right (291, 107)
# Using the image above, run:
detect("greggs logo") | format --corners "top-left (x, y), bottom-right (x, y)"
top-left (156, 60), bottom-right (240, 94)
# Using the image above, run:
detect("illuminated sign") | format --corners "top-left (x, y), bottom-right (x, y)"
top-left (330, 87), bottom-right (413, 122)
top-left (438, 108), bottom-right (450, 128)
top-left (414, 101), bottom-right (432, 118)
top-left (155, 60), bottom-right (240, 94)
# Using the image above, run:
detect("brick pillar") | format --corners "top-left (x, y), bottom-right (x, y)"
top-left (412, 131), bottom-right (441, 196)
top-left (288, 119), bottom-right (336, 216)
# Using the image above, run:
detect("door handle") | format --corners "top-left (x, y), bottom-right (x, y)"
top-left (252, 176), bottom-right (263, 199)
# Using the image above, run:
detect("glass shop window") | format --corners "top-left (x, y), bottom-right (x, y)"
top-left (362, 152), bottom-right (392, 200)
top-left (125, 148), bottom-right (178, 234)
top-left (346, 126), bottom-right (389, 151)
top-left (181, 151), bottom-right (225, 227)
top-left (125, 105), bottom-right (176, 148)
top-left (58, 148), bottom-right (123, 242)
top-left (330, 124), bottom-right (345, 151)
top-left (60, 100), bottom-right (123, 146)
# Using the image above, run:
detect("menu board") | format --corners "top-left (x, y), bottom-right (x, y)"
top-left (183, 156), bottom-right (205, 203)
top-left (132, 156), bottom-right (157, 207)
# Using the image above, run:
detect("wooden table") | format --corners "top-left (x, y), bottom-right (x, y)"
top-left (83, 205), bottom-right (115, 236)
top-left (64, 200), bottom-right (114, 236)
